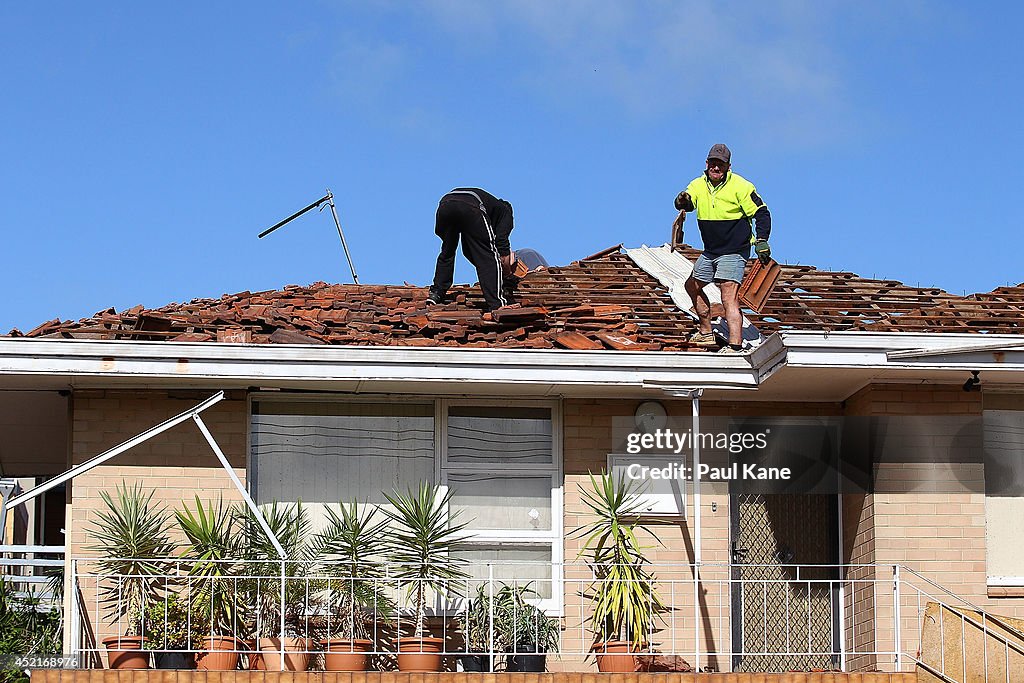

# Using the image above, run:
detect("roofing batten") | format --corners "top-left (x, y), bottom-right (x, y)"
top-left (625, 244), bottom-right (710, 315)
top-left (625, 244), bottom-right (762, 347)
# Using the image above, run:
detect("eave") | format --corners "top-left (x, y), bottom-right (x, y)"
top-left (0, 337), bottom-right (777, 399)
top-left (4, 332), bottom-right (1024, 404)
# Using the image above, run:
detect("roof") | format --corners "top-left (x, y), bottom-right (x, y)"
top-left (8, 245), bottom-right (1024, 349)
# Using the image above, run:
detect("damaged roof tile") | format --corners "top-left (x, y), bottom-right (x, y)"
top-left (7, 246), bottom-right (1024, 350)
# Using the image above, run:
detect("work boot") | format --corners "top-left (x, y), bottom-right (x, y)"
top-left (688, 331), bottom-right (718, 348)
top-left (718, 344), bottom-right (746, 354)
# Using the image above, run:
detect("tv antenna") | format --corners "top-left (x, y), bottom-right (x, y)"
top-left (258, 188), bottom-right (359, 284)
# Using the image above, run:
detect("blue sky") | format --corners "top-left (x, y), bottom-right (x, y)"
top-left (2, 2), bottom-right (1021, 333)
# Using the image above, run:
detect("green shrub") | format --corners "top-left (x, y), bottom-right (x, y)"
top-left (0, 580), bottom-right (61, 683)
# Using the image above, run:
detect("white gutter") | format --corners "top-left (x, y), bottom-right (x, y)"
top-left (780, 331), bottom-right (1024, 371)
top-left (9, 331), bottom-right (1024, 396)
top-left (0, 338), bottom-right (765, 393)
top-left (887, 340), bottom-right (1024, 359)
top-left (782, 330), bottom-right (1024, 350)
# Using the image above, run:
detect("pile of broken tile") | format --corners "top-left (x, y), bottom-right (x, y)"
top-left (15, 244), bottom-right (1018, 347)
top-left (7, 248), bottom-right (704, 351)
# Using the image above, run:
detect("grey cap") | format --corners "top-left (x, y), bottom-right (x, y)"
top-left (707, 143), bottom-right (731, 163)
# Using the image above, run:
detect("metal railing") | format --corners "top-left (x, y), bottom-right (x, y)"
top-left (0, 544), bottom-right (64, 605)
top-left (895, 565), bottom-right (1024, 683)
top-left (71, 558), bottom-right (1013, 673)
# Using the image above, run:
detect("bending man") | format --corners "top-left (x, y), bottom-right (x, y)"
top-left (427, 187), bottom-right (514, 312)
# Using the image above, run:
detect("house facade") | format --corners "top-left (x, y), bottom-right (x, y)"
top-left (3, 245), bottom-right (1024, 676)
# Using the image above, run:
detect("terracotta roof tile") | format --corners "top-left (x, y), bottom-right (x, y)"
top-left (7, 246), bottom-right (1024, 348)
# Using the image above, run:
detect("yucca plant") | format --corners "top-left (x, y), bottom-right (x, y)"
top-left (383, 482), bottom-right (471, 638)
top-left (235, 501), bottom-right (324, 639)
top-left (175, 496), bottom-right (242, 637)
top-left (573, 472), bottom-right (666, 647)
top-left (315, 500), bottom-right (395, 641)
top-left (86, 482), bottom-right (176, 635)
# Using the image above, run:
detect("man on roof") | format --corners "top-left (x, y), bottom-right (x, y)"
top-left (427, 187), bottom-right (516, 312)
top-left (673, 144), bottom-right (772, 354)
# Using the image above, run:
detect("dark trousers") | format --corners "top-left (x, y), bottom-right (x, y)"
top-left (430, 198), bottom-right (508, 310)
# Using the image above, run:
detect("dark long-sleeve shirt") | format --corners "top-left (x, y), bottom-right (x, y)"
top-left (445, 187), bottom-right (514, 253)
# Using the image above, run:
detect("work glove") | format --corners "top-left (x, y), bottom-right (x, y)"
top-left (754, 239), bottom-right (771, 265)
top-left (674, 191), bottom-right (693, 211)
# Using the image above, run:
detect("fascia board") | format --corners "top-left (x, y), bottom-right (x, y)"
top-left (781, 331), bottom-right (1024, 351)
top-left (750, 333), bottom-right (787, 382)
top-left (0, 338), bottom-right (765, 391)
top-left (779, 331), bottom-right (1024, 372)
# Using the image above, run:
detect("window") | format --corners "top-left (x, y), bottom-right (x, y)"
top-left (251, 400), bottom-right (434, 522)
top-left (983, 397), bottom-right (1024, 591)
top-left (249, 396), bottom-right (562, 609)
top-left (442, 403), bottom-right (562, 606)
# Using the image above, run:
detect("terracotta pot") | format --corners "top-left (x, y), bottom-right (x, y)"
top-left (246, 640), bottom-right (265, 671)
top-left (593, 640), bottom-right (645, 673)
top-left (396, 636), bottom-right (445, 672)
top-left (257, 637), bottom-right (311, 671)
top-left (321, 638), bottom-right (373, 671)
top-left (101, 636), bottom-right (149, 669)
top-left (195, 635), bottom-right (241, 671)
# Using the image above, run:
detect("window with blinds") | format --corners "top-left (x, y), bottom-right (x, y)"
top-left (442, 403), bottom-right (562, 607)
top-left (250, 396), bottom-right (563, 609)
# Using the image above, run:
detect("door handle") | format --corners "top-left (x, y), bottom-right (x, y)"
top-left (732, 541), bottom-right (748, 563)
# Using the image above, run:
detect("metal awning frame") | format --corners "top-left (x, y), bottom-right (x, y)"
top-left (4, 391), bottom-right (286, 559)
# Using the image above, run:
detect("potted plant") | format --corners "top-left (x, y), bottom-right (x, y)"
top-left (316, 500), bottom-right (394, 671)
top-left (494, 584), bottom-right (559, 672)
top-left (383, 482), bottom-right (471, 672)
top-left (235, 501), bottom-right (322, 671)
top-left (175, 496), bottom-right (244, 670)
top-left (461, 583), bottom-right (558, 672)
top-left (573, 472), bottom-right (666, 672)
top-left (143, 592), bottom-right (194, 669)
top-left (461, 584), bottom-right (496, 672)
top-left (87, 482), bottom-right (175, 670)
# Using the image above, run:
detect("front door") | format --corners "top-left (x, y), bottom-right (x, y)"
top-left (730, 493), bottom-right (839, 672)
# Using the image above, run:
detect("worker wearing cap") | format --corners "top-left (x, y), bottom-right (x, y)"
top-left (674, 144), bottom-right (772, 353)
top-left (427, 187), bottom-right (515, 312)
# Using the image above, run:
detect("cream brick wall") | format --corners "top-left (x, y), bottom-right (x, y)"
top-left (62, 385), bottom-right (1024, 672)
top-left (68, 389), bottom-right (249, 651)
top-left (0, 390), bottom-right (68, 477)
top-left (563, 389), bottom-right (1023, 672)
top-left (840, 383), bottom-right (1024, 672)
top-left (68, 390), bottom-right (248, 559)
top-left (561, 397), bottom-right (842, 672)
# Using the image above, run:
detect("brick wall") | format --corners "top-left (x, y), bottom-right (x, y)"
top-left (562, 388), bottom-right (1024, 672)
top-left (0, 390), bottom-right (68, 477)
top-left (839, 384), bottom-right (1024, 671)
top-left (62, 385), bottom-right (1024, 673)
top-left (561, 398), bottom-right (842, 672)
top-left (68, 389), bottom-right (248, 557)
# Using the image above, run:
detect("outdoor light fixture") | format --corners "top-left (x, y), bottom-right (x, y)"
top-left (634, 400), bottom-right (668, 433)
top-left (963, 370), bottom-right (981, 392)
